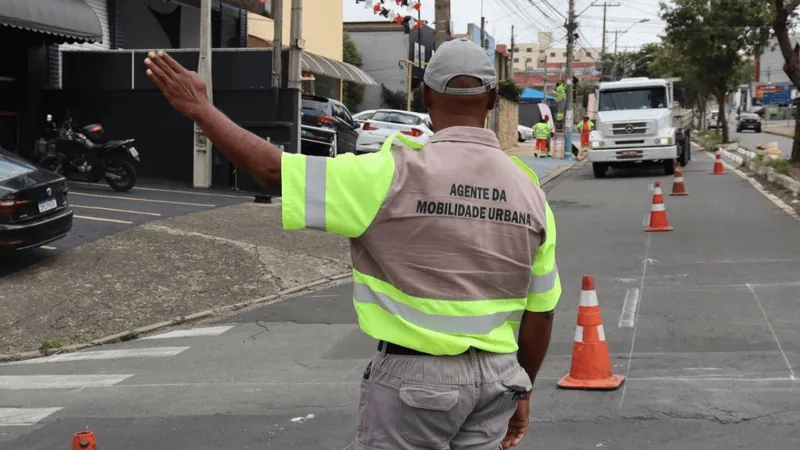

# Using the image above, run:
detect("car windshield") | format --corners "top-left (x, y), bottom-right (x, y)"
top-left (741, 114), bottom-right (759, 120)
top-left (371, 111), bottom-right (421, 126)
top-left (598, 87), bottom-right (667, 111)
top-left (302, 99), bottom-right (329, 114)
top-left (0, 152), bottom-right (34, 183)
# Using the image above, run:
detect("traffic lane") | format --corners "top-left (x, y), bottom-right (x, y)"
top-left (0, 184), bottom-right (254, 276)
top-left (730, 124), bottom-right (793, 158)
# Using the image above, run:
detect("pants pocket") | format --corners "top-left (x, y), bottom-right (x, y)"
top-left (479, 368), bottom-right (533, 438)
top-left (356, 362), bottom-right (372, 433)
top-left (398, 381), bottom-right (461, 449)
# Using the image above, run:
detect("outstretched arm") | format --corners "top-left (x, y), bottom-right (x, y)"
top-left (144, 51), bottom-right (281, 187)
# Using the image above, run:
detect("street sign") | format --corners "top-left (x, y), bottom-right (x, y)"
top-left (763, 90), bottom-right (792, 105)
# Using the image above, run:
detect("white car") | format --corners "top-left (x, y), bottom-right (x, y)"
top-left (518, 125), bottom-right (534, 142)
top-left (352, 110), bottom-right (377, 128)
top-left (356, 109), bottom-right (434, 153)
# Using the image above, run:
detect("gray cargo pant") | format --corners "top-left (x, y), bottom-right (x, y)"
top-left (354, 346), bottom-right (532, 450)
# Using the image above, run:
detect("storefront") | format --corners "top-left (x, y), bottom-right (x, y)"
top-left (0, 0), bottom-right (103, 158)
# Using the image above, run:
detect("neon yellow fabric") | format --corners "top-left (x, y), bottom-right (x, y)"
top-left (546, 121), bottom-right (554, 135)
top-left (577, 120), bottom-right (594, 132)
top-left (280, 151), bottom-right (395, 238)
top-left (533, 122), bottom-right (550, 139)
top-left (381, 133), bottom-right (424, 151)
top-left (555, 84), bottom-right (566, 101)
top-left (509, 157), bottom-right (540, 186)
top-left (527, 201), bottom-right (561, 312)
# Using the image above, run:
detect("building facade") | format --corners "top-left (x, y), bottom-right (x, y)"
top-left (343, 21), bottom-right (435, 113)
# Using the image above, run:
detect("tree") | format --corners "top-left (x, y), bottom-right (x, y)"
top-left (661, 0), bottom-right (772, 143)
top-left (380, 84), bottom-right (406, 110)
top-left (771, 0), bottom-right (800, 163)
top-left (647, 41), bottom-right (713, 128)
top-left (342, 33), bottom-right (364, 112)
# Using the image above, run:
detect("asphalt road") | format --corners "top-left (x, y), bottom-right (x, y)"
top-left (0, 181), bottom-right (253, 276)
top-left (723, 120), bottom-right (793, 158)
top-left (2, 153), bottom-right (799, 449)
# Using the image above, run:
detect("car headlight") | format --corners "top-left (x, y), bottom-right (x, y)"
top-left (591, 141), bottom-right (604, 148)
top-left (656, 137), bottom-right (673, 145)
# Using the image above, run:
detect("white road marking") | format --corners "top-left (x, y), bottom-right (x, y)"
top-left (0, 408), bottom-right (63, 426)
top-left (39, 245), bottom-right (57, 250)
top-left (619, 233), bottom-right (652, 409)
top-left (72, 205), bottom-right (162, 216)
top-left (618, 288), bottom-right (640, 328)
top-left (8, 347), bottom-right (189, 365)
top-left (746, 284), bottom-right (796, 380)
top-left (0, 375), bottom-right (132, 390)
top-left (141, 326), bottom-right (234, 340)
top-left (69, 182), bottom-right (249, 199)
top-left (70, 192), bottom-right (215, 208)
top-left (74, 215), bottom-right (134, 225)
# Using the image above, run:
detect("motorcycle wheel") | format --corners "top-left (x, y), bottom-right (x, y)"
top-left (105, 160), bottom-right (137, 192)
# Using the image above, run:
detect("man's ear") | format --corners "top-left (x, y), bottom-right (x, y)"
top-left (421, 83), bottom-right (432, 110)
top-left (486, 87), bottom-right (498, 111)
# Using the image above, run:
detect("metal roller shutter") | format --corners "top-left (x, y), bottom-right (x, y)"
top-left (57, 0), bottom-right (110, 86)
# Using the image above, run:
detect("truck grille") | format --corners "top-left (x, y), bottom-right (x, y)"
top-left (612, 122), bottom-right (648, 135)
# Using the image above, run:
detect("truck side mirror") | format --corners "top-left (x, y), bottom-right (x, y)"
top-left (582, 95), bottom-right (589, 108)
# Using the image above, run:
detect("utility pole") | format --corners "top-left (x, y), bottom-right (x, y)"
top-left (542, 52), bottom-right (548, 102)
top-left (193, 0), bottom-right (213, 188)
top-left (509, 25), bottom-right (515, 77)
top-left (434, 0), bottom-right (451, 48)
top-left (272, 0), bottom-right (283, 88)
top-left (288, 0), bottom-right (304, 153)
top-left (564, 0), bottom-right (577, 159)
top-left (480, 17), bottom-right (487, 50)
top-left (587, 3), bottom-right (618, 81)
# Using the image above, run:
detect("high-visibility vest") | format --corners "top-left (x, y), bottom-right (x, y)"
top-left (555, 84), bottom-right (566, 101)
top-left (533, 122), bottom-right (550, 139)
top-left (281, 132), bottom-right (561, 356)
top-left (577, 121), bottom-right (594, 133)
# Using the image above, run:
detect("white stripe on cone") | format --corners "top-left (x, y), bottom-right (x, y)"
top-left (651, 203), bottom-right (665, 212)
top-left (674, 177), bottom-right (684, 182)
top-left (579, 290), bottom-right (599, 307)
top-left (654, 187), bottom-right (663, 195)
top-left (572, 324), bottom-right (608, 343)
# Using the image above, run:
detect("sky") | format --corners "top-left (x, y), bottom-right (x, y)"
top-left (343, 0), bottom-right (666, 54)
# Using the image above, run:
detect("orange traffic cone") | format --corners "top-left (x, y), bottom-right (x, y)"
top-left (669, 162), bottom-right (688, 196)
top-left (711, 150), bottom-right (726, 174)
top-left (646, 181), bottom-right (673, 232)
top-left (72, 431), bottom-right (96, 450)
top-left (557, 275), bottom-right (625, 390)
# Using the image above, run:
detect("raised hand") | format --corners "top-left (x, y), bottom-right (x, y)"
top-left (144, 51), bottom-right (209, 120)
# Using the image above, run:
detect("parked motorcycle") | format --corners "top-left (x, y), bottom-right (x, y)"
top-left (35, 111), bottom-right (140, 192)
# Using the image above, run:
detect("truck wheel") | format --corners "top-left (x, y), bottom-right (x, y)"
top-left (664, 159), bottom-right (676, 175)
top-left (592, 163), bottom-right (608, 178)
top-left (678, 142), bottom-right (688, 167)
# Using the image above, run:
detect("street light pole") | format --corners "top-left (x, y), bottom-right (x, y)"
top-left (565, 0), bottom-right (577, 158)
top-left (288, 0), bottom-right (304, 153)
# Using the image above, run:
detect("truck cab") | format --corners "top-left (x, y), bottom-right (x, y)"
top-left (588, 77), bottom-right (692, 178)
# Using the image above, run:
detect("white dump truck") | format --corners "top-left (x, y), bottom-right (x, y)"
top-left (588, 77), bottom-right (693, 178)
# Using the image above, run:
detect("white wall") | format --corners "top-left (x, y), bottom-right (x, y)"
top-left (348, 30), bottom-right (408, 112)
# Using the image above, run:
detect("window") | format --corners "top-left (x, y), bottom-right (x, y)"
top-left (526, 57), bottom-right (532, 62)
top-left (550, 52), bottom-right (556, 57)
top-left (371, 111), bottom-right (423, 126)
top-left (514, 58), bottom-right (519, 62)
top-left (0, 152), bottom-right (34, 182)
top-left (513, 47), bottom-right (519, 52)
top-left (526, 47), bottom-right (532, 52)
top-left (598, 87), bottom-right (668, 111)
top-left (562, 52), bottom-right (567, 57)
top-left (586, 52), bottom-right (592, 58)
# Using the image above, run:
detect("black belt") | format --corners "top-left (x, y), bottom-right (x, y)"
top-left (378, 341), bottom-right (479, 356)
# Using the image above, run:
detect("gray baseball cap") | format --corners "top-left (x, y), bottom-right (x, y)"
top-left (423, 37), bottom-right (497, 96)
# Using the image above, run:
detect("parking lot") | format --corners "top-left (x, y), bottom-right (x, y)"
top-left (1, 181), bottom-right (255, 276)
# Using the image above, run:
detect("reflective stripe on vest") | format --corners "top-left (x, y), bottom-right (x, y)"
top-left (529, 263), bottom-right (558, 293)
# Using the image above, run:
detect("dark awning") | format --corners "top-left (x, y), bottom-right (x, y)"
top-left (0, 0), bottom-right (103, 44)
top-left (302, 51), bottom-right (377, 85)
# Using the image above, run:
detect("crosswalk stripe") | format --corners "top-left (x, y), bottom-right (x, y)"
top-left (0, 375), bottom-right (132, 390)
top-left (0, 408), bottom-right (63, 426)
top-left (7, 347), bottom-right (190, 365)
top-left (140, 326), bottom-right (234, 340)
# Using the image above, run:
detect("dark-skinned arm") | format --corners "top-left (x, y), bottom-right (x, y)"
top-left (193, 104), bottom-right (282, 187)
top-left (143, 50), bottom-right (282, 187)
top-left (517, 309), bottom-right (555, 400)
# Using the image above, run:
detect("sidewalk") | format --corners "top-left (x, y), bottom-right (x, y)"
top-left (506, 142), bottom-right (579, 185)
top-left (1, 202), bottom-right (351, 356)
top-left (764, 124), bottom-right (794, 138)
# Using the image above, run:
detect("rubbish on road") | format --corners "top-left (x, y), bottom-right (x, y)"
top-left (711, 150), bottom-right (727, 175)
top-left (557, 275), bottom-right (625, 390)
top-left (765, 142), bottom-right (782, 158)
top-left (669, 162), bottom-right (689, 196)
top-left (646, 182), bottom-right (673, 232)
top-left (72, 430), bottom-right (97, 450)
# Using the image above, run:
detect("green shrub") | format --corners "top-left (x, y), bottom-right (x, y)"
top-left (770, 159), bottom-right (791, 174)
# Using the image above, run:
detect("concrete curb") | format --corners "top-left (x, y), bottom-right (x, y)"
top-left (719, 147), bottom-right (800, 197)
top-left (0, 272), bottom-right (352, 363)
top-left (763, 129), bottom-right (792, 139)
top-left (542, 158), bottom-right (587, 186)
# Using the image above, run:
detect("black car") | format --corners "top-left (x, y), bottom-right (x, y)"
top-left (736, 113), bottom-right (762, 133)
top-left (300, 95), bottom-right (360, 157)
top-left (0, 148), bottom-right (72, 253)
